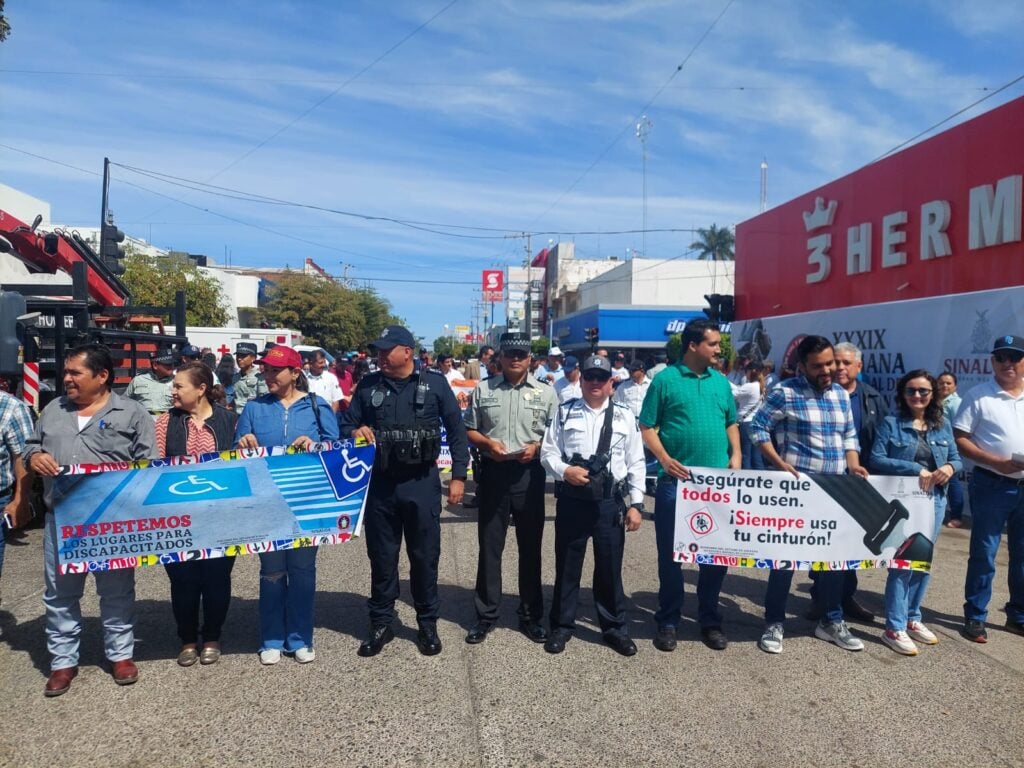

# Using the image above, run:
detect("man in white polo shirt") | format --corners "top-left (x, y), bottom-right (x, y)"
top-left (955, 333), bottom-right (1024, 643)
top-left (305, 348), bottom-right (345, 412)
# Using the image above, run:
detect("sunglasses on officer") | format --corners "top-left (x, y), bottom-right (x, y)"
top-left (994, 351), bottom-right (1024, 364)
top-left (582, 371), bottom-right (612, 383)
top-left (501, 349), bottom-right (529, 360)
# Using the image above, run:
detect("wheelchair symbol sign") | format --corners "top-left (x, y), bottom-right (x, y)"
top-left (169, 475), bottom-right (229, 495)
top-left (144, 467), bottom-right (252, 506)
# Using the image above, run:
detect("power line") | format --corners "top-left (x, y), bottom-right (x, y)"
top-left (2, 69), bottom-right (1001, 93)
top-left (870, 72), bottom-right (1024, 164)
top-left (111, 161), bottom-right (700, 239)
top-left (527, 0), bottom-right (736, 229)
top-left (132, 0), bottom-right (460, 224)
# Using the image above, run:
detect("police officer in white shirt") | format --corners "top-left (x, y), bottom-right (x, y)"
top-left (554, 356), bottom-right (582, 404)
top-left (540, 355), bottom-right (646, 656)
top-left (613, 359), bottom-right (650, 418)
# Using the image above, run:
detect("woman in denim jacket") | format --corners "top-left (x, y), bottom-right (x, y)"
top-left (869, 369), bottom-right (962, 656)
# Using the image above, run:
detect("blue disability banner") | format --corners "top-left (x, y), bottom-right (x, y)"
top-left (52, 440), bottom-right (375, 574)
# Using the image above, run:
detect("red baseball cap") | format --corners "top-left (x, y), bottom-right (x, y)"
top-left (257, 345), bottom-right (303, 369)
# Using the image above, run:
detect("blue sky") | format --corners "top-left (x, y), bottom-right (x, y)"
top-left (2, 0), bottom-right (1022, 342)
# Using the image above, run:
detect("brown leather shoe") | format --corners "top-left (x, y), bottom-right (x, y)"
top-left (44, 666), bottom-right (78, 697)
top-left (110, 659), bottom-right (139, 686)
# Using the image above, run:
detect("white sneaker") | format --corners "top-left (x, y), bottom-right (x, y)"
top-left (758, 623), bottom-right (784, 654)
top-left (814, 620), bottom-right (864, 651)
top-left (294, 647), bottom-right (316, 663)
top-left (906, 621), bottom-right (938, 645)
top-left (881, 629), bottom-right (919, 656)
top-left (259, 649), bottom-right (281, 665)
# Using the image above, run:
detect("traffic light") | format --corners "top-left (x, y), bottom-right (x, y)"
top-left (0, 290), bottom-right (27, 376)
top-left (719, 295), bottom-right (735, 324)
top-left (101, 220), bottom-right (126, 275)
top-left (703, 294), bottom-right (722, 322)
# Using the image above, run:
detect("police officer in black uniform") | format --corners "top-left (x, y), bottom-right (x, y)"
top-left (540, 355), bottom-right (647, 656)
top-left (341, 325), bottom-right (468, 657)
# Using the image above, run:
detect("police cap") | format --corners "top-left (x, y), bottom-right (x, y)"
top-left (498, 332), bottom-right (531, 353)
top-left (371, 325), bottom-right (416, 351)
top-left (236, 342), bottom-right (258, 357)
top-left (582, 355), bottom-right (612, 375)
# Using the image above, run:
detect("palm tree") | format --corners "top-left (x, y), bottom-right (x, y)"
top-left (690, 224), bottom-right (735, 261)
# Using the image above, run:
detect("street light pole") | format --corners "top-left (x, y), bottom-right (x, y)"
top-left (636, 115), bottom-right (652, 258)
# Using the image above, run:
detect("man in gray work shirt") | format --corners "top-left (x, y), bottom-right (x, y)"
top-left (464, 332), bottom-right (558, 644)
top-left (25, 344), bottom-right (156, 697)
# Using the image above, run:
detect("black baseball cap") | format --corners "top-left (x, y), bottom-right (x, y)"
top-left (628, 359), bottom-right (646, 372)
top-left (993, 334), bottom-right (1024, 354)
top-left (371, 325), bottom-right (416, 351)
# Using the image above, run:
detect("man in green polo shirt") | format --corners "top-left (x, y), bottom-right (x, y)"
top-left (640, 318), bottom-right (740, 652)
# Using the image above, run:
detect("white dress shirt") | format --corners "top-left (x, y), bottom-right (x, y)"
top-left (613, 377), bottom-right (650, 418)
top-left (541, 397), bottom-right (646, 504)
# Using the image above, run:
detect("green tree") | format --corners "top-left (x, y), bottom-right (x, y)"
top-left (352, 286), bottom-right (403, 343)
top-left (259, 272), bottom-right (366, 353)
top-left (0, 0), bottom-right (10, 42)
top-left (690, 224), bottom-right (735, 261)
top-left (432, 336), bottom-right (454, 356)
top-left (531, 336), bottom-right (550, 356)
top-left (122, 251), bottom-right (230, 326)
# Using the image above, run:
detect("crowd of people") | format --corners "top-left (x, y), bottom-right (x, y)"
top-left (1, 320), bottom-right (1022, 698)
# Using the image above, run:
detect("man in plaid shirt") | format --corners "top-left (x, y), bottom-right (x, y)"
top-left (749, 335), bottom-right (869, 654)
top-left (0, 387), bottom-right (35, 608)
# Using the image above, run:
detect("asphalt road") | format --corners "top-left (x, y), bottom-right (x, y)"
top-left (2, 483), bottom-right (1023, 768)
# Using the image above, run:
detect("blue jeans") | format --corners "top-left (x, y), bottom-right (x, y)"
top-left (946, 472), bottom-right (964, 521)
top-left (885, 494), bottom-right (946, 631)
top-left (0, 492), bottom-right (9, 581)
top-left (258, 546), bottom-right (318, 652)
top-left (964, 471), bottom-right (1024, 623)
top-left (653, 477), bottom-right (728, 628)
top-left (739, 422), bottom-right (765, 470)
top-left (43, 512), bottom-right (136, 670)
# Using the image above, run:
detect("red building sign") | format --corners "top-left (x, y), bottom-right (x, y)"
top-left (736, 95), bottom-right (1024, 320)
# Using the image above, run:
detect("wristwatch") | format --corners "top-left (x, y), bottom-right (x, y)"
top-left (630, 502), bottom-right (645, 514)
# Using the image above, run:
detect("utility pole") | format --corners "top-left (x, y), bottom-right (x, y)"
top-left (524, 233), bottom-right (533, 342)
top-left (100, 156), bottom-right (110, 233)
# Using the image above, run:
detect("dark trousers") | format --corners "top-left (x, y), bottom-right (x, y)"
top-left (653, 477), bottom-right (728, 628)
top-left (808, 569), bottom-right (858, 604)
top-left (164, 557), bottom-right (236, 645)
top-left (474, 460), bottom-right (546, 623)
top-left (364, 468), bottom-right (442, 629)
top-left (550, 496), bottom-right (628, 636)
top-left (773, 569), bottom-right (846, 624)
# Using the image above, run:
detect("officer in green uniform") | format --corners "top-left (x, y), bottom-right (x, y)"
top-left (232, 342), bottom-right (268, 412)
top-left (124, 349), bottom-right (175, 415)
top-left (464, 332), bottom-right (559, 645)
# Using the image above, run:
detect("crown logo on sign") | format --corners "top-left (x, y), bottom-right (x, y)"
top-left (802, 197), bottom-right (838, 232)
